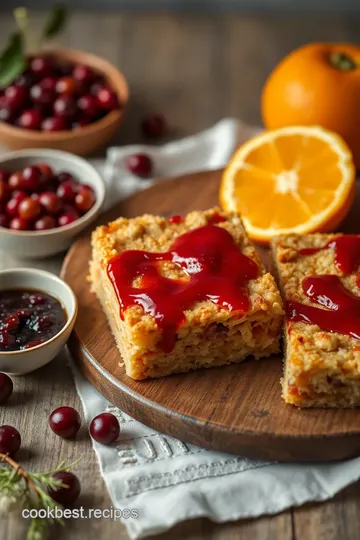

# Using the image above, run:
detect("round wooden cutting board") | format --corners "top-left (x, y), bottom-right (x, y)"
top-left (61, 169), bottom-right (360, 462)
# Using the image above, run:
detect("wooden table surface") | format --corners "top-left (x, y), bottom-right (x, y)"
top-left (1, 9), bottom-right (360, 540)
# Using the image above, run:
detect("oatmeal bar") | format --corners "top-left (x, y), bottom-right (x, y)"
top-left (89, 207), bottom-right (284, 380)
top-left (272, 233), bottom-right (360, 407)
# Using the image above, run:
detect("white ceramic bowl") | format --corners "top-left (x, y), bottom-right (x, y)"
top-left (0, 149), bottom-right (105, 258)
top-left (0, 268), bottom-right (77, 375)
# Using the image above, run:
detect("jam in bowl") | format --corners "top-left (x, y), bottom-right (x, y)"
top-left (0, 289), bottom-right (67, 352)
top-left (0, 268), bottom-right (77, 375)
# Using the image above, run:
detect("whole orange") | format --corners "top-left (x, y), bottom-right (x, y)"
top-left (261, 42), bottom-right (360, 167)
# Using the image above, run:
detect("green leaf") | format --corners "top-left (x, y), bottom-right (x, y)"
top-left (0, 33), bottom-right (26, 88)
top-left (43, 4), bottom-right (68, 40)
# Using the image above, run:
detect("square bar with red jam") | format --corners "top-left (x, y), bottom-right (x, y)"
top-left (89, 208), bottom-right (284, 380)
top-left (272, 233), bottom-right (360, 407)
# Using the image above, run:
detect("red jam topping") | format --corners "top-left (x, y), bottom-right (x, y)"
top-left (168, 215), bottom-right (183, 224)
top-left (208, 213), bottom-right (226, 224)
top-left (107, 225), bottom-right (258, 352)
top-left (287, 235), bottom-right (360, 339)
top-left (299, 235), bottom-right (360, 275)
top-left (288, 275), bottom-right (360, 340)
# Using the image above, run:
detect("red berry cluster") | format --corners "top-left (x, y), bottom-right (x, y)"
top-left (0, 55), bottom-right (120, 131)
top-left (0, 163), bottom-right (96, 231)
top-left (0, 374), bottom-right (121, 506)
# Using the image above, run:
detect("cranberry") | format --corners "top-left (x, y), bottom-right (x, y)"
top-left (30, 84), bottom-right (54, 107)
top-left (8, 172), bottom-right (22, 191)
top-left (75, 189), bottom-right (95, 213)
top-left (17, 109), bottom-right (43, 130)
top-left (0, 331), bottom-right (14, 347)
top-left (0, 170), bottom-right (9, 183)
top-left (18, 197), bottom-right (41, 220)
top-left (30, 193), bottom-right (40, 202)
top-left (3, 313), bottom-right (20, 332)
top-left (28, 293), bottom-right (46, 305)
top-left (0, 425), bottom-right (21, 456)
top-left (57, 172), bottom-right (75, 184)
top-left (169, 215), bottom-right (183, 224)
top-left (30, 56), bottom-right (53, 77)
top-left (4, 86), bottom-right (27, 109)
top-left (58, 62), bottom-right (74, 77)
top-left (0, 214), bottom-right (9, 228)
top-left (34, 215), bottom-right (56, 231)
top-left (47, 471), bottom-right (81, 506)
top-left (73, 64), bottom-right (94, 85)
top-left (21, 166), bottom-right (41, 191)
top-left (97, 86), bottom-right (119, 110)
top-left (9, 216), bottom-right (30, 231)
top-left (12, 190), bottom-right (27, 202)
top-left (0, 180), bottom-right (9, 203)
top-left (49, 406), bottom-right (81, 438)
top-left (37, 163), bottom-right (53, 178)
top-left (41, 116), bottom-right (68, 132)
top-left (0, 374), bottom-right (13, 404)
top-left (15, 71), bottom-right (37, 89)
top-left (40, 76), bottom-right (57, 91)
top-left (125, 153), bottom-right (153, 178)
top-left (77, 95), bottom-right (99, 118)
top-left (56, 77), bottom-right (79, 95)
top-left (0, 106), bottom-right (15, 124)
top-left (89, 412), bottom-right (120, 445)
top-left (53, 95), bottom-right (77, 118)
top-left (90, 80), bottom-right (103, 97)
top-left (57, 181), bottom-right (77, 203)
top-left (5, 197), bottom-right (23, 217)
top-left (142, 114), bottom-right (166, 139)
top-left (72, 117), bottom-right (90, 129)
top-left (39, 192), bottom-right (62, 215)
top-left (58, 211), bottom-right (78, 227)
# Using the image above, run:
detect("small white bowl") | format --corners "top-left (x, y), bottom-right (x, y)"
top-left (0, 148), bottom-right (105, 258)
top-left (0, 268), bottom-right (77, 375)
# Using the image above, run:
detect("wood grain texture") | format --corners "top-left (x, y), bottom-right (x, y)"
top-left (62, 170), bottom-right (360, 462)
top-left (1, 8), bottom-right (360, 540)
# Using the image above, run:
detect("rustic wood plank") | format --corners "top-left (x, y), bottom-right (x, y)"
top-left (0, 8), bottom-right (359, 540)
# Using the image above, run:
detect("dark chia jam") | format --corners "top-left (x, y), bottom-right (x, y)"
top-left (0, 289), bottom-right (67, 352)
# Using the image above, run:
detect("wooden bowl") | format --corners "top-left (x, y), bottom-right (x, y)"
top-left (0, 49), bottom-right (129, 156)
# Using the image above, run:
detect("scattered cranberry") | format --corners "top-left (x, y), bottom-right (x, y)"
top-left (169, 215), bottom-right (183, 224)
top-left (57, 181), bottom-right (77, 203)
top-left (18, 197), bottom-right (41, 220)
top-left (8, 172), bottom-right (22, 191)
top-left (39, 192), bottom-right (62, 215)
top-left (48, 471), bottom-right (81, 506)
top-left (34, 215), bottom-right (56, 231)
top-left (56, 77), bottom-right (79, 95)
top-left (30, 84), bottom-right (54, 107)
top-left (42, 116), bottom-right (68, 132)
top-left (53, 95), bottom-right (76, 118)
top-left (0, 374), bottom-right (13, 404)
top-left (97, 86), bottom-right (118, 110)
top-left (75, 189), bottom-right (95, 213)
top-left (141, 114), bottom-right (166, 139)
top-left (73, 64), bottom-right (94, 84)
top-left (0, 425), bottom-right (21, 456)
top-left (30, 56), bottom-right (53, 77)
top-left (9, 217), bottom-right (30, 231)
top-left (58, 212), bottom-right (78, 227)
top-left (21, 166), bottom-right (41, 191)
top-left (0, 214), bottom-right (9, 227)
top-left (4, 86), bottom-right (27, 109)
top-left (17, 109), bottom-right (42, 130)
top-left (125, 153), bottom-right (153, 178)
top-left (89, 412), bottom-right (120, 445)
top-left (49, 406), bottom-right (81, 439)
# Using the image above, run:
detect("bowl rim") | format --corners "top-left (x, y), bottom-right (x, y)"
top-left (0, 148), bottom-right (105, 237)
top-left (0, 267), bottom-right (78, 356)
top-left (0, 47), bottom-right (129, 140)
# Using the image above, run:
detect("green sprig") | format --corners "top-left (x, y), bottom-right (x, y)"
top-left (0, 454), bottom-right (79, 540)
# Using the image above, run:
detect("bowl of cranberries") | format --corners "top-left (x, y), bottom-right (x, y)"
top-left (0, 267), bottom-right (77, 375)
top-left (0, 148), bottom-right (105, 257)
top-left (0, 49), bottom-right (129, 156)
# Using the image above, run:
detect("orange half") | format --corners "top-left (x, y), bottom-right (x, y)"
top-left (219, 126), bottom-right (356, 243)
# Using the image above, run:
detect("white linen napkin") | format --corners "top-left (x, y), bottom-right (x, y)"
top-left (70, 119), bottom-right (360, 539)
